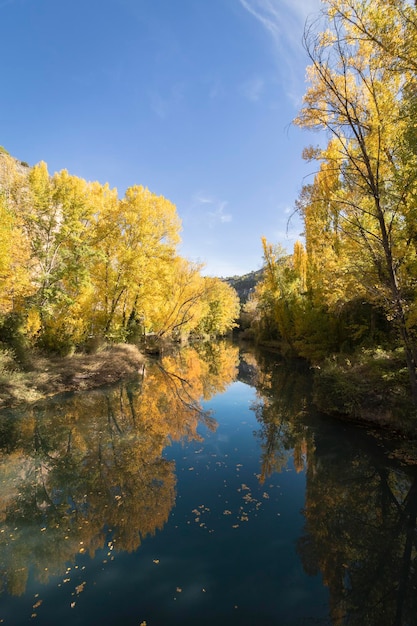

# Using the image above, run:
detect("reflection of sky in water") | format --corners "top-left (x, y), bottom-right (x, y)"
top-left (155, 379), bottom-right (328, 625)
top-left (0, 370), bottom-right (329, 625)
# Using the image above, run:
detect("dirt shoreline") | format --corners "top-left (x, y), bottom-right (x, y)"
top-left (0, 344), bottom-right (146, 409)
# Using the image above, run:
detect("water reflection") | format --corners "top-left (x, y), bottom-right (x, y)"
top-left (0, 341), bottom-right (416, 625)
top-left (241, 346), bottom-right (417, 625)
top-left (298, 427), bottom-right (417, 625)
top-left (241, 347), bottom-right (313, 481)
top-left (0, 342), bottom-right (239, 598)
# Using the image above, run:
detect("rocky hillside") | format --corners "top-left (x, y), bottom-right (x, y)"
top-left (224, 269), bottom-right (263, 304)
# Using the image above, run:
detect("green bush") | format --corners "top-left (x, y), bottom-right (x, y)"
top-left (0, 313), bottom-right (28, 366)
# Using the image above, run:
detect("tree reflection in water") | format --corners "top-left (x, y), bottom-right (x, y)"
top-left (244, 346), bottom-right (417, 626)
top-left (298, 432), bottom-right (417, 626)
top-left (1, 341), bottom-right (416, 625)
top-left (0, 342), bottom-right (239, 597)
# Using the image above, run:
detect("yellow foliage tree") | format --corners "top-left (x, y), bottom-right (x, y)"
top-left (89, 185), bottom-right (182, 341)
top-left (0, 194), bottom-right (33, 315)
top-left (294, 0), bottom-right (417, 398)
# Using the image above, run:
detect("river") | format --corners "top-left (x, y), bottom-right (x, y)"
top-left (0, 341), bottom-right (416, 625)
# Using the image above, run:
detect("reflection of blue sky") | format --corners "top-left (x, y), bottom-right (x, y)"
top-left (0, 0), bottom-right (322, 277)
top-left (0, 362), bottom-right (328, 624)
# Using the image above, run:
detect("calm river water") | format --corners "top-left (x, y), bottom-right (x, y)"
top-left (0, 341), bottom-right (416, 625)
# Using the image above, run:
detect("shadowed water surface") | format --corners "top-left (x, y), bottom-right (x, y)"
top-left (0, 341), bottom-right (416, 625)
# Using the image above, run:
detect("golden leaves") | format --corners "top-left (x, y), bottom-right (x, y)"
top-left (0, 150), bottom-right (239, 347)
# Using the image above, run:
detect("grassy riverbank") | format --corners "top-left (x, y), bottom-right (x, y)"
top-left (311, 348), bottom-right (417, 435)
top-left (0, 344), bottom-right (145, 409)
top-left (255, 340), bottom-right (417, 436)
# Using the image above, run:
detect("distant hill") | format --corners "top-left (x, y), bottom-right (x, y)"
top-left (224, 269), bottom-right (263, 304)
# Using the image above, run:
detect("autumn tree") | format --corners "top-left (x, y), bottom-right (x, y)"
top-left (0, 150), bottom-right (237, 351)
top-left (196, 277), bottom-right (240, 337)
top-left (295, 0), bottom-right (417, 400)
top-left (15, 165), bottom-right (102, 351)
top-left (89, 185), bottom-right (181, 341)
top-left (139, 256), bottom-right (206, 339)
top-left (246, 238), bottom-right (312, 353)
top-left (0, 193), bottom-right (32, 315)
top-left (0, 154), bottom-right (33, 313)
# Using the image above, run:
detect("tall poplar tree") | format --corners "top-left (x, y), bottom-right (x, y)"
top-left (295, 0), bottom-right (417, 401)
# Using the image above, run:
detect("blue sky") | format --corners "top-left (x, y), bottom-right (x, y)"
top-left (1, 0), bottom-right (321, 277)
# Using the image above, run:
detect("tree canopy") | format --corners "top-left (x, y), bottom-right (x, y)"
top-left (245, 0), bottom-right (417, 404)
top-left (0, 153), bottom-right (239, 354)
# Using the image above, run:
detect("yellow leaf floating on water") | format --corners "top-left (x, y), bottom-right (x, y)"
top-left (75, 582), bottom-right (86, 595)
top-left (153, 559), bottom-right (160, 564)
top-left (223, 510), bottom-right (232, 515)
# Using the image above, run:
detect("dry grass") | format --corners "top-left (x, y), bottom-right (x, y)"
top-left (0, 344), bottom-right (145, 409)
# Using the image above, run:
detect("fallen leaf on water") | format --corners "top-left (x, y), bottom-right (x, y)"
top-left (75, 582), bottom-right (86, 595)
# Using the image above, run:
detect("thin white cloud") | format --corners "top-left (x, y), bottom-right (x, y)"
top-left (209, 201), bottom-right (232, 225)
top-left (194, 193), bottom-right (213, 205)
top-left (239, 0), bottom-right (321, 103)
top-left (239, 0), bottom-right (319, 43)
top-left (192, 193), bottom-right (233, 227)
top-left (239, 0), bottom-right (281, 40)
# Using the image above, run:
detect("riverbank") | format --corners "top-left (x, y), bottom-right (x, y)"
top-left (311, 350), bottom-right (417, 439)
top-left (255, 340), bottom-right (417, 437)
top-left (0, 344), bottom-right (145, 409)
